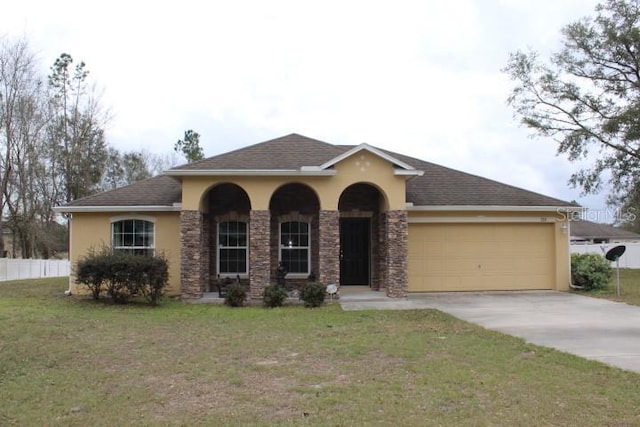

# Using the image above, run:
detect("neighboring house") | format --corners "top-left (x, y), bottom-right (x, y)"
top-left (55, 134), bottom-right (578, 298)
top-left (569, 220), bottom-right (640, 244)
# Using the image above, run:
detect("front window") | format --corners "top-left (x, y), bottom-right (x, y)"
top-left (280, 221), bottom-right (309, 274)
top-left (218, 221), bottom-right (248, 274)
top-left (112, 219), bottom-right (154, 256)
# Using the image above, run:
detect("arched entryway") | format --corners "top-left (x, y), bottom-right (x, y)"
top-left (269, 183), bottom-right (320, 288)
top-left (205, 183), bottom-right (251, 290)
top-left (338, 183), bottom-right (386, 289)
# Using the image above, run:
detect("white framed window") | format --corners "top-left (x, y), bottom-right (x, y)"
top-left (218, 221), bottom-right (248, 275)
top-left (280, 221), bottom-right (310, 274)
top-left (111, 219), bottom-right (155, 256)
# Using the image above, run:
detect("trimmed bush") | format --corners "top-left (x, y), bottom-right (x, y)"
top-left (225, 283), bottom-right (247, 307)
top-left (571, 252), bottom-right (613, 291)
top-left (75, 247), bottom-right (169, 305)
top-left (262, 284), bottom-right (288, 308)
top-left (300, 282), bottom-right (326, 308)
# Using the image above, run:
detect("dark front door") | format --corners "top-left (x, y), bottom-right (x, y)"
top-left (340, 218), bottom-right (370, 285)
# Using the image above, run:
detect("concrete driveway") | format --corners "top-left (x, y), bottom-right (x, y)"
top-left (340, 290), bottom-right (640, 374)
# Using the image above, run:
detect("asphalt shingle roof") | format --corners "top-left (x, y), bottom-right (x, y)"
top-left (387, 150), bottom-right (573, 206)
top-left (171, 133), bottom-right (346, 170)
top-left (65, 175), bottom-right (181, 207)
top-left (570, 220), bottom-right (640, 240)
top-left (64, 133), bottom-right (575, 208)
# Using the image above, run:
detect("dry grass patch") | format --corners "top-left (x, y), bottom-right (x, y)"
top-left (1, 278), bottom-right (640, 426)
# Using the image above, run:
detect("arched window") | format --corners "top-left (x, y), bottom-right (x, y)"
top-left (280, 221), bottom-right (310, 274)
top-left (112, 219), bottom-right (154, 256)
top-left (218, 221), bottom-right (248, 274)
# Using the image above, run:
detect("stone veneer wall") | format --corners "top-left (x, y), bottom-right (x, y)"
top-left (180, 210), bottom-right (205, 298)
top-left (249, 210), bottom-right (270, 298)
top-left (318, 210), bottom-right (340, 286)
top-left (384, 210), bottom-right (408, 298)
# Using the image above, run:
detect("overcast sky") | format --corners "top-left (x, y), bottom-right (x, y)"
top-left (3, 0), bottom-right (615, 216)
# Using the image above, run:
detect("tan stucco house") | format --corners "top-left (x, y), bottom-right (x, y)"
top-left (56, 133), bottom-right (578, 298)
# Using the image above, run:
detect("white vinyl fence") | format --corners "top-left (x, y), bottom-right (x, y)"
top-left (571, 243), bottom-right (640, 269)
top-left (0, 258), bottom-right (70, 282)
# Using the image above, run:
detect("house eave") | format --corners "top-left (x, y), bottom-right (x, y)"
top-left (394, 169), bottom-right (424, 177)
top-left (165, 169), bottom-right (336, 177)
top-left (406, 204), bottom-right (581, 212)
top-left (53, 205), bottom-right (182, 213)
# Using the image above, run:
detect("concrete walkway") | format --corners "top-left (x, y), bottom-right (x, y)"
top-left (340, 289), bottom-right (640, 374)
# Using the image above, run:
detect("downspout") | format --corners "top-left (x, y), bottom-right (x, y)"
top-left (64, 213), bottom-right (73, 296)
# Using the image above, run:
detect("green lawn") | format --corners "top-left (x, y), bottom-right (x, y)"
top-left (2, 278), bottom-right (640, 426)
top-left (583, 268), bottom-right (640, 306)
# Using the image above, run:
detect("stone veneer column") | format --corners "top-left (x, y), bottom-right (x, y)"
top-left (180, 210), bottom-right (205, 299)
top-left (318, 210), bottom-right (340, 285)
top-left (202, 214), bottom-right (211, 292)
top-left (377, 213), bottom-right (387, 291)
top-left (249, 210), bottom-right (270, 299)
top-left (384, 210), bottom-right (408, 298)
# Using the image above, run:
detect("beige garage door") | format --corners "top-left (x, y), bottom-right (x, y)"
top-left (408, 223), bottom-right (555, 292)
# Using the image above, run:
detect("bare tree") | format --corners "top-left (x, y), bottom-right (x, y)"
top-left (143, 149), bottom-right (182, 176)
top-left (5, 86), bottom-right (55, 257)
top-left (100, 148), bottom-right (152, 191)
top-left (0, 36), bottom-right (46, 257)
top-left (0, 41), bottom-right (135, 258)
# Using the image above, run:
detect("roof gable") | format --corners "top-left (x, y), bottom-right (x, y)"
top-left (168, 135), bottom-right (423, 178)
top-left (312, 143), bottom-right (421, 174)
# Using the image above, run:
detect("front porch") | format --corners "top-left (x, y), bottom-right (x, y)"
top-left (179, 182), bottom-right (409, 300)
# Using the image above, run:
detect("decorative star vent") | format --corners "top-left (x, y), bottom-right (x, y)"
top-left (355, 154), bottom-right (371, 172)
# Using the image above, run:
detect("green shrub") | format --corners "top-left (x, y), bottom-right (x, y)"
top-left (105, 253), bottom-right (135, 303)
top-left (75, 247), bottom-right (169, 305)
top-left (571, 252), bottom-right (613, 291)
top-left (131, 254), bottom-right (170, 305)
top-left (225, 283), bottom-right (247, 307)
top-left (262, 284), bottom-right (288, 308)
top-left (300, 282), bottom-right (325, 308)
top-left (75, 247), bottom-right (108, 300)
